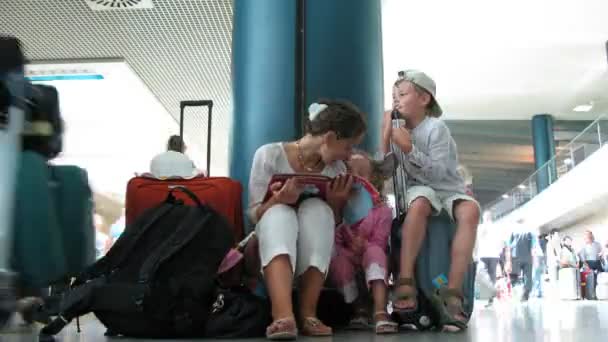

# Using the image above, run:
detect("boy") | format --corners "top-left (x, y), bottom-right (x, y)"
top-left (382, 70), bottom-right (480, 331)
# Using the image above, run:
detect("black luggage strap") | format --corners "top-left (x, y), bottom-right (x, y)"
top-left (107, 204), bottom-right (175, 268)
top-left (40, 277), bottom-right (146, 337)
top-left (138, 207), bottom-right (213, 283)
top-left (389, 109), bottom-right (408, 222)
top-left (73, 203), bottom-right (174, 286)
top-left (166, 185), bottom-right (205, 208)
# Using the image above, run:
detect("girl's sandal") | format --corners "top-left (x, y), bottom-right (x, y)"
top-left (374, 311), bottom-right (398, 334)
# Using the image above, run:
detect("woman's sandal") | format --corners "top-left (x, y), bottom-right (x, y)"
top-left (266, 317), bottom-right (298, 340)
top-left (429, 287), bottom-right (468, 333)
top-left (393, 278), bottom-right (418, 313)
top-left (374, 311), bottom-right (398, 334)
top-left (300, 317), bottom-right (332, 337)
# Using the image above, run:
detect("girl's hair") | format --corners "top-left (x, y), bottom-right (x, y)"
top-left (393, 78), bottom-right (438, 117)
top-left (305, 99), bottom-right (367, 139)
top-left (167, 135), bottom-right (184, 153)
top-left (351, 150), bottom-right (390, 200)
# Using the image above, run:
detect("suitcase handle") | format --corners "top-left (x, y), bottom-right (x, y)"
top-left (179, 100), bottom-right (213, 176)
top-left (390, 109), bottom-right (408, 220)
top-left (167, 185), bottom-right (204, 209)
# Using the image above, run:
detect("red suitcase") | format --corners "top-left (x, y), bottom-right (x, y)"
top-left (125, 176), bottom-right (243, 241)
top-left (125, 100), bottom-right (244, 241)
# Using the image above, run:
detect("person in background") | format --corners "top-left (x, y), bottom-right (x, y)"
top-left (149, 135), bottom-right (200, 179)
top-left (94, 213), bottom-right (111, 259)
top-left (476, 211), bottom-right (505, 307)
top-left (600, 240), bottom-right (608, 272)
top-left (560, 236), bottom-right (581, 299)
top-left (531, 233), bottom-right (546, 298)
top-left (579, 230), bottom-right (603, 273)
top-left (109, 209), bottom-right (126, 247)
top-left (504, 222), bottom-right (535, 302)
top-left (560, 236), bottom-right (579, 269)
top-left (545, 229), bottom-right (562, 298)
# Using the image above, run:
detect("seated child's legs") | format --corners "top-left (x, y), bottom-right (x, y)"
top-left (394, 186), bottom-right (438, 310)
top-left (443, 196), bottom-right (480, 290)
top-left (362, 245), bottom-right (389, 312)
top-left (329, 252), bottom-right (358, 303)
top-left (362, 247), bottom-right (397, 334)
top-left (400, 186), bottom-right (440, 277)
top-left (442, 195), bottom-right (480, 324)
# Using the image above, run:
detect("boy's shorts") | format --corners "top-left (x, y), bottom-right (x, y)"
top-left (405, 185), bottom-right (480, 221)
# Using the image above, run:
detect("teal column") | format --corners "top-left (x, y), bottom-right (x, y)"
top-left (230, 0), bottom-right (298, 222)
top-left (532, 114), bottom-right (556, 192)
top-left (304, 0), bottom-right (384, 152)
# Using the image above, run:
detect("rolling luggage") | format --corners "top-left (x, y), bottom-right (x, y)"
top-left (11, 152), bottom-right (67, 288)
top-left (0, 36), bottom-right (26, 326)
top-left (6, 44), bottom-right (94, 288)
top-left (125, 100), bottom-right (244, 241)
top-left (596, 272), bottom-right (608, 300)
top-left (10, 104), bottom-right (95, 287)
top-left (49, 165), bottom-right (96, 276)
top-left (391, 213), bottom-right (476, 327)
top-left (558, 268), bottom-right (579, 300)
top-left (126, 177), bottom-right (243, 241)
top-left (581, 269), bottom-right (596, 300)
top-left (388, 110), bottom-right (476, 330)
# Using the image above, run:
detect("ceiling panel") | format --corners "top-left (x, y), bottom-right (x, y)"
top-left (0, 0), bottom-right (233, 176)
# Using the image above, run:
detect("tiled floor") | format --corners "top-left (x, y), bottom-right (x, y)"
top-left (3, 299), bottom-right (608, 342)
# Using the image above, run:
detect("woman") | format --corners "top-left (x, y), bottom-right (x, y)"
top-left (545, 229), bottom-right (562, 298)
top-left (579, 230), bottom-right (603, 273)
top-left (248, 100), bottom-right (366, 339)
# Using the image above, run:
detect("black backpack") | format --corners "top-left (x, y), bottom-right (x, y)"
top-left (40, 186), bottom-right (234, 339)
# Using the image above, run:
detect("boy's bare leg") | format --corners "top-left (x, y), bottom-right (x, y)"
top-left (396, 198), bottom-right (432, 310)
top-left (448, 200), bottom-right (479, 321)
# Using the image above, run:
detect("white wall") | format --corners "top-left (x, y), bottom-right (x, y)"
top-left (27, 61), bottom-right (191, 200)
top-left (496, 144), bottom-right (608, 233)
top-left (560, 206), bottom-right (608, 252)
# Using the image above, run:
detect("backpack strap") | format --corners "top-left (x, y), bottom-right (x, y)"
top-left (73, 203), bottom-right (174, 286)
top-left (138, 206), bottom-right (214, 283)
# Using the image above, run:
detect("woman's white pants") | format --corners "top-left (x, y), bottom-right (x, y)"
top-left (256, 198), bottom-right (335, 277)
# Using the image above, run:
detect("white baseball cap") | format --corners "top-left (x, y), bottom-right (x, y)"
top-left (397, 70), bottom-right (443, 117)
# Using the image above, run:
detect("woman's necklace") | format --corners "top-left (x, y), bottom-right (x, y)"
top-left (296, 140), bottom-right (323, 172)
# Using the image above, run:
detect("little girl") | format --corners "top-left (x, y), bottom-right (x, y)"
top-left (329, 151), bottom-right (398, 334)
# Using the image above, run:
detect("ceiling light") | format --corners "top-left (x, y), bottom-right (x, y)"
top-left (573, 104), bottom-right (593, 112)
top-left (564, 158), bottom-right (573, 165)
top-left (502, 194), bottom-right (510, 199)
top-left (518, 184), bottom-right (526, 190)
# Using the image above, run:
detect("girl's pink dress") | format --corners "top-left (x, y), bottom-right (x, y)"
top-left (329, 188), bottom-right (392, 303)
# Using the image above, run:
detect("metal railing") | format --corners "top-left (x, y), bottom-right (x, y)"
top-left (485, 114), bottom-right (608, 220)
